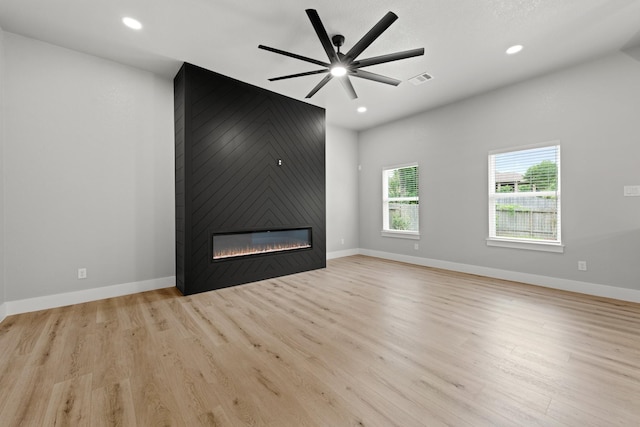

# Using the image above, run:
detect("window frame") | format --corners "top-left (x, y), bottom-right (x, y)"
top-left (487, 142), bottom-right (563, 253)
top-left (381, 163), bottom-right (420, 240)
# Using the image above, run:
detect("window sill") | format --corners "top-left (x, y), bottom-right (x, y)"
top-left (486, 238), bottom-right (564, 253)
top-left (381, 230), bottom-right (420, 240)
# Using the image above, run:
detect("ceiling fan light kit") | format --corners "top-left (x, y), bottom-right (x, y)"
top-left (258, 9), bottom-right (424, 100)
top-left (330, 66), bottom-right (347, 77)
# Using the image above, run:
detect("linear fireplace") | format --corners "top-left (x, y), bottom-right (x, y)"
top-left (174, 63), bottom-right (325, 295)
top-left (213, 228), bottom-right (312, 260)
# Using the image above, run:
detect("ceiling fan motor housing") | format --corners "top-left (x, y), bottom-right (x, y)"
top-left (331, 34), bottom-right (345, 50)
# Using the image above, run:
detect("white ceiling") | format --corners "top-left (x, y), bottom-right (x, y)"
top-left (1, 0), bottom-right (640, 131)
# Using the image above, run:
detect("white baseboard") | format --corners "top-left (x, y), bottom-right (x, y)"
top-left (3, 248), bottom-right (638, 321)
top-left (4, 276), bottom-right (176, 317)
top-left (327, 248), bottom-right (360, 260)
top-left (357, 249), bottom-right (640, 304)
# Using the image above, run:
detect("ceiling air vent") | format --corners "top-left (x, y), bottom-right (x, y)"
top-left (409, 72), bottom-right (433, 86)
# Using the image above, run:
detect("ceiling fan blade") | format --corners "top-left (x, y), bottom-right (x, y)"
top-left (305, 74), bottom-right (333, 98)
top-left (269, 69), bottom-right (329, 81)
top-left (350, 69), bottom-right (401, 86)
top-left (305, 9), bottom-right (340, 64)
top-left (259, 45), bottom-right (330, 67)
top-left (343, 12), bottom-right (398, 63)
top-left (338, 76), bottom-right (358, 99)
top-left (352, 48), bottom-right (425, 69)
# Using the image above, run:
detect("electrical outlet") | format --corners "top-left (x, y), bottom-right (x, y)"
top-left (414, 243), bottom-right (419, 250)
top-left (578, 261), bottom-right (587, 271)
top-left (341, 238), bottom-right (345, 245)
top-left (78, 268), bottom-right (87, 279)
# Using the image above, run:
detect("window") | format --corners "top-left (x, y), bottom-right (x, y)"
top-left (382, 164), bottom-right (419, 238)
top-left (488, 143), bottom-right (562, 252)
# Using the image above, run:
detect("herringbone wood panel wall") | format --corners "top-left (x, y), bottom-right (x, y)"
top-left (174, 64), bottom-right (326, 295)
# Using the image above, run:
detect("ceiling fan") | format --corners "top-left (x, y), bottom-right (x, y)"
top-left (258, 9), bottom-right (424, 100)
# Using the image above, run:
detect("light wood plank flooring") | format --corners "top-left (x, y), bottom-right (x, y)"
top-left (1, 255), bottom-right (640, 426)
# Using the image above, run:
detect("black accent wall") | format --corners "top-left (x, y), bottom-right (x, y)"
top-left (174, 63), bottom-right (326, 295)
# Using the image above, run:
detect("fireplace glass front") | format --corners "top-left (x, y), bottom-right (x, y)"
top-left (212, 228), bottom-right (312, 260)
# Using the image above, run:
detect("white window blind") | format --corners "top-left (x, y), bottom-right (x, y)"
top-left (382, 164), bottom-right (419, 234)
top-left (488, 144), bottom-right (561, 245)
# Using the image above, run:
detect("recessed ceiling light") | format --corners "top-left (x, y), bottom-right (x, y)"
top-left (506, 45), bottom-right (523, 55)
top-left (330, 66), bottom-right (347, 77)
top-left (357, 106), bottom-right (367, 113)
top-left (122, 17), bottom-right (142, 30)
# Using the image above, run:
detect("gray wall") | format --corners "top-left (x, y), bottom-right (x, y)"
top-left (4, 28), bottom-right (636, 305)
top-left (359, 50), bottom-right (640, 291)
top-left (0, 26), bottom-right (6, 308)
top-left (0, 30), bottom-right (359, 304)
top-left (326, 125), bottom-right (359, 254)
top-left (3, 33), bottom-right (175, 301)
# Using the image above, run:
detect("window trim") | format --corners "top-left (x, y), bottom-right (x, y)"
top-left (381, 162), bottom-right (420, 239)
top-left (487, 141), bottom-right (562, 253)
top-left (381, 230), bottom-right (421, 240)
top-left (486, 237), bottom-right (564, 253)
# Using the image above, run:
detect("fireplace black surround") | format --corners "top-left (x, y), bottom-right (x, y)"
top-left (174, 63), bottom-right (326, 295)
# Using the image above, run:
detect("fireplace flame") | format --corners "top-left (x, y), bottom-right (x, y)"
top-left (213, 241), bottom-right (311, 260)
